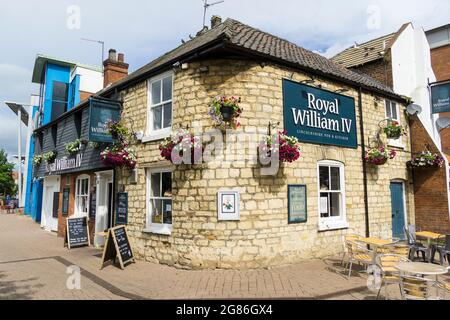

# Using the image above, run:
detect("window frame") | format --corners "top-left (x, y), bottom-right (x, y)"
top-left (145, 166), bottom-right (174, 235)
top-left (384, 99), bottom-right (404, 148)
top-left (317, 160), bottom-right (348, 231)
top-left (75, 174), bottom-right (90, 218)
top-left (145, 72), bottom-right (173, 141)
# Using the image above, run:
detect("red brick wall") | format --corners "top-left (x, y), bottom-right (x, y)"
top-left (350, 53), bottom-right (394, 89)
top-left (410, 116), bottom-right (450, 234)
top-left (58, 173), bottom-right (96, 245)
top-left (430, 44), bottom-right (450, 82)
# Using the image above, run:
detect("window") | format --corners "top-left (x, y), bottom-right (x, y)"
top-left (74, 111), bottom-right (83, 139)
top-left (51, 125), bottom-right (58, 148)
top-left (385, 99), bottom-right (399, 121)
top-left (146, 73), bottom-right (173, 139)
top-left (75, 175), bottom-right (90, 217)
top-left (145, 168), bottom-right (173, 235)
top-left (317, 161), bottom-right (348, 231)
top-left (51, 81), bottom-right (69, 121)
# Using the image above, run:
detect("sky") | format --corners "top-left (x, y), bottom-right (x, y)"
top-left (0, 0), bottom-right (449, 165)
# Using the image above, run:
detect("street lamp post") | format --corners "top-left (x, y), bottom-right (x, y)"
top-left (4, 102), bottom-right (30, 208)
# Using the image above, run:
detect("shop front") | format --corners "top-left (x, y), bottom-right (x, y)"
top-left (33, 98), bottom-right (121, 245)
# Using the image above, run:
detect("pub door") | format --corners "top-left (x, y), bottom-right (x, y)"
top-left (390, 181), bottom-right (407, 240)
top-left (94, 170), bottom-right (113, 247)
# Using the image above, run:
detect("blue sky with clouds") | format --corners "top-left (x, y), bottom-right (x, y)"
top-left (0, 0), bottom-right (449, 163)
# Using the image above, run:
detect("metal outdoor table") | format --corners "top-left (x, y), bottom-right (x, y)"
top-left (395, 262), bottom-right (448, 276)
top-left (395, 262), bottom-right (448, 296)
top-left (416, 231), bottom-right (443, 262)
top-left (359, 237), bottom-right (395, 264)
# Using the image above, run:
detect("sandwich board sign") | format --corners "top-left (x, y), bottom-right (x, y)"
top-left (65, 216), bottom-right (90, 250)
top-left (100, 225), bottom-right (135, 270)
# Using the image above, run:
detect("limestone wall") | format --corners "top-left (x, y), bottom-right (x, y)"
top-left (118, 59), bottom-right (414, 269)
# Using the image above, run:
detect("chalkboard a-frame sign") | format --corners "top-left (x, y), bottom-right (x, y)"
top-left (65, 216), bottom-right (90, 250)
top-left (100, 225), bottom-right (135, 270)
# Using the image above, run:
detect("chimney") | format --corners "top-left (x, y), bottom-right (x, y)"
top-left (103, 49), bottom-right (129, 88)
top-left (211, 15), bottom-right (222, 29)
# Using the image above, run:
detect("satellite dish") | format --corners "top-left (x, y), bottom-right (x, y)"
top-left (406, 104), bottom-right (422, 115)
top-left (436, 117), bottom-right (450, 131)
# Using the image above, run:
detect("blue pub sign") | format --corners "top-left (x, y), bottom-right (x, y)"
top-left (283, 79), bottom-right (358, 149)
top-left (88, 98), bottom-right (121, 143)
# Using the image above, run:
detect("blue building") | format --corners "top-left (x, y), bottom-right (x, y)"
top-left (24, 55), bottom-right (103, 228)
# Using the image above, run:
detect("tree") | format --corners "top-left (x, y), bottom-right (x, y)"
top-left (0, 149), bottom-right (17, 197)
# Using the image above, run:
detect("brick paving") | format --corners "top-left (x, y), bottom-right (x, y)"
top-left (0, 213), bottom-right (448, 300)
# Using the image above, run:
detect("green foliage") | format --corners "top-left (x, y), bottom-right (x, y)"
top-left (0, 149), bottom-right (17, 196)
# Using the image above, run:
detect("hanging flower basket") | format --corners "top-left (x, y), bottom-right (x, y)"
top-left (65, 139), bottom-right (82, 155)
top-left (407, 151), bottom-right (444, 169)
top-left (208, 96), bottom-right (242, 130)
top-left (383, 121), bottom-right (406, 139)
top-left (365, 146), bottom-right (396, 166)
top-left (32, 155), bottom-right (43, 166)
top-left (159, 129), bottom-right (203, 164)
top-left (100, 144), bottom-right (137, 169)
top-left (259, 130), bottom-right (301, 164)
top-left (106, 120), bottom-right (129, 141)
top-left (42, 151), bottom-right (58, 164)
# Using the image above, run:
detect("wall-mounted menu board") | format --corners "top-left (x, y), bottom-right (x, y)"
top-left (116, 192), bottom-right (128, 225)
top-left (288, 185), bottom-right (307, 224)
top-left (100, 225), bottom-right (135, 270)
top-left (89, 191), bottom-right (97, 220)
top-left (65, 216), bottom-right (90, 249)
top-left (62, 188), bottom-right (70, 216)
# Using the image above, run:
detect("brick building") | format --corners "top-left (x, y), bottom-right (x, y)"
top-left (333, 23), bottom-right (450, 234)
top-left (427, 24), bottom-right (450, 157)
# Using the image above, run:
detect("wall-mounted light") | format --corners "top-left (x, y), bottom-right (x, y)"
top-left (199, 66), bottom-right (209, 73)
top-left (335, 88), bottom-right (349, 94)
top-left (300, 76), bottom-right (315, 84)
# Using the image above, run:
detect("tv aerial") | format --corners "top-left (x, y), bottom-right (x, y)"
top-left (202, 0), bottom-right (224, 28)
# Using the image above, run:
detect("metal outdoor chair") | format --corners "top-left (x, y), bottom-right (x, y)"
top-left (399, 275), bottom-right (442, 300)
top-left (435, 280), bottom-right (450, 300)
top-left (344, 240), bottom-right (373, 278)
top-left (376, 254), bottom-right (411, 300)
top-left (432, 235), bottom-right (450, 266)
top-left (404, 227), bottom-right (428, 261)
top-left (340, 234), bottom-right (363, 266)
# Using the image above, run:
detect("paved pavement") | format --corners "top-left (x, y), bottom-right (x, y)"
top-left (0, 213), bottom-right (448, 300)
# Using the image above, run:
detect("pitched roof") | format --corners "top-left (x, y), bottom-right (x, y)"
top-left (95, 18), bottom-right (405, 101)
top-left (331, 23), bottom-right (411, 68)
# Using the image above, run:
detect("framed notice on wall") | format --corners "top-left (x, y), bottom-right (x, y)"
top-left (288, 185), bottom-right (307, 224)
top-left (218, 190), bottom-right (240, 221)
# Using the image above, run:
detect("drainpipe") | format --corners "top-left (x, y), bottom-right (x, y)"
top-left (358, 87), bottom-right (370, 237)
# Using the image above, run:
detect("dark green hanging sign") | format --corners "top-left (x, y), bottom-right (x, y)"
top-left (283, 79), bottom-right (358, 149)
top-left (88, 98), bottom-right (121, 143)
top-left (431, 82), bottom-right (450, 114)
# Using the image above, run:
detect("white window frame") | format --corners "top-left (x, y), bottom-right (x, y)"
top-left (144, 166), bottom-right (174, 235)
top-left (317, 160), bottom-right (348, 231)
top-left (75, 174), bottom-right (90, 218)
top-left (385, 99), bottom-right (404, 149)
top-left (144, 71), bottom-right (173, 142)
